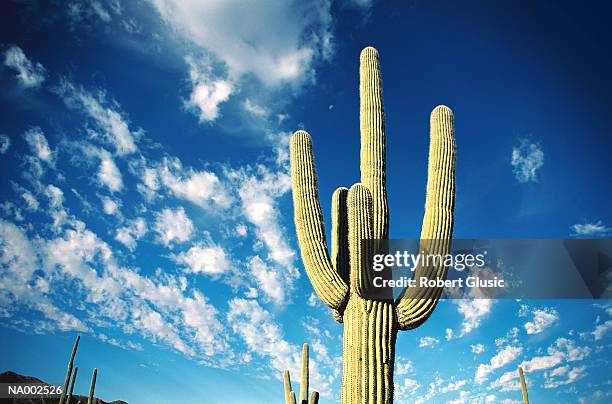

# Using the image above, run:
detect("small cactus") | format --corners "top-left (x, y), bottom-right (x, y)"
top-left (519, 366), bottom-right (529, 404)
top-left (87, 368), bottom-right (97, 404)
top-left (59, 335), bottom-right (80, 404)
top-left (290, 46), bottom-right (456, 403)
top-left (283, 344), bottom-right (319, 404)
top-left (66, 366), bottom-right (78, 404)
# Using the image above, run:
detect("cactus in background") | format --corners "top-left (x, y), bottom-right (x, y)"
top-left (283, 344), bottom-right (319, 404)
top-left (59, 335), bottom-right (80, 404)
top-left (87, 368), bottom-right (97, 404)
top-left (519, 367), bottom-right (529, 404)
top-left (290, 46), bottom-right (456, 403)
top-left (66, 366), bottom-right (78, 404)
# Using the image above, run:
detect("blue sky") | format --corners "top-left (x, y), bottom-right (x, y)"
top-left (1, 1), bottom-right (611, 403)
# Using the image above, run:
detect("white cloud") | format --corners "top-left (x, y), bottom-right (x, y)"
top-left (55, 80), bottom-right (138, 155)
top-left (511, 139), bottom-right (544, 183)
top-left (439, 379), bottom-right (467, 394)
top-left (306, 292), bottom-right (319, 307)
top-left (0, 134), bottom-right (11, 154)
top-left (593, 319), bottom-right (612, 340)
top-left (544, 365), bottom-right (586, 388)
top-left (455, 299), bottom-right (493, 336)
top-left (234, 165), bottom-right (294, 269)
top-left (235, 224), bottom-right (247, 237)
top-left (97, 149), bottom-right (123, 192)
top-left (475, 345), bottom-right (522, 384)
top-left (395, 378), bottom-right (420, 399)
top-left (0, 219), bottom-right (89, 332)
top-left (154, 207), bottom-right (194, 246)
top-left (471, 344), bottom-right (485, 354)
top-left (395, 357), bottom-right (414, 376)
top-left (115, 218), bottom-right (147, 251)
top-left (24, 127), bottom-right (53, 163)
top-left (102, 196), bottom-right (120, 215)
top-left (570, 221), bottom-right (611, 238)
top-left (185, 57), bottom-right (233, 122)
top-left (524, 307), bottom-right (558, 335)
top-left (247, 256), bottom-right (284, 304)
top-left (149, 0), bottom-right (332, 86)
top-left (175, 243), bottom-right (230, 276)
top-left (445, 328), bottom-right (454, 341)
top-left (243, 98), bottom-right (267, 118)
top-left (227, 298), bottom-right (333, 396)
top-left (419, 336), bottom-right (440, 348)
top-left (158, 157), bottom-right (232, 209)
top-left (3, 45), bottom-right (46, 88)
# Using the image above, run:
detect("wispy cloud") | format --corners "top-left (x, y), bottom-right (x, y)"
top-left (0, 134), bottom-right (11, 154)
top-left (524, 307), bottom-right (559, 335)
top-left (55, 79), bottom-right (139, 155)
top-left (570, 220), bottom-right (611, 238)
top-left (511, 139), bottom-right (544, 183)
top-left (3, 45), bottom-right (46, 88)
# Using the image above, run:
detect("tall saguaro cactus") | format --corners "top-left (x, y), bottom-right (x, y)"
top-left (290, 47), bottom-right (456, 403)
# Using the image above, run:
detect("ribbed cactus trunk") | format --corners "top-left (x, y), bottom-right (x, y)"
top-left (290, 46), bottom-right (456, 403)
top-left (342, 297), bottom-right (397, 403)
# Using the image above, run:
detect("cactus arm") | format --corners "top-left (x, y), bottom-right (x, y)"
top-left (396, 105), bottom-right (456, 330)
top-left (331, 187), bottom-right (350, 285)
top-left (359, 46), bottom-right (389, 240)
top-left (348, 184), bottom-right (374, 297)
top-left (519, 367), bottom-right (529, 404)
top-left (299, 344), bottom-right (309, 404)
top-left (284, 370), bottom-right (293, 404)
top-left (290, 130), bottom-right (349, 310)
top-left (86, 368), bottom-right (97, 404)
top-left (309, 391), bottom-right (319, 404)
top-left (66, 366), bottom-right (78, 404)
top-left (289, 391), bottom-right (297, 404)
top-left (59, 335), bottom-right (80, 404)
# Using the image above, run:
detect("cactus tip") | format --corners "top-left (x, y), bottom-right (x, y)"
top-left (360, 46), bottom-right (379, 60)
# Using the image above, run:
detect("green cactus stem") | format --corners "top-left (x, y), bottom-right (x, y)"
top-left (59, 335), bottom-right (80, 404)
top-left (519, 366), bottom-right (529, 404)
top-left (283, 344), bottom-right (319, 404)
top-left (66, 366), bottom-right (78, 404)
top-left (87, 368), bottom-right (97, 404)
top-left (290, 46), bottom-right (456, 403)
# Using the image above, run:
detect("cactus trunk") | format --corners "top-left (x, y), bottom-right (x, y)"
top-left (342, 296), bottom-right (397, 404)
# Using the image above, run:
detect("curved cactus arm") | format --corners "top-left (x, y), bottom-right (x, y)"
top-left (309, 391), bottom-right (319, 404)
top-left (59, 335), bottom-right (80, 404)
top-left (348, 184), bottom-right (374, 297)
top-left (359, 46), bottom-right (389, 240)
top-left (284, 370), bottom-right (293, 404)
top-left (291, 131), bottom-right (349, 310)
top-left (396, 105), bottom-right (456, 330)
top-left (86, 368), bottom-right (97, 404)
top-left (331, 187), bottom-right (350, 285)
top-left (519, 367), bottom-right (529, 404)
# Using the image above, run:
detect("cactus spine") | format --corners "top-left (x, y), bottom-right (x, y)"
top-left (290, 47), bottom-right (456, 403)
top-left (66, 366), bottom-right (78, 404)
top-left (519, 367), bottom-right (529, 404)
top-left (87, 368), bottom-right (97, 404)
top-left (283, 344), bottom-right (319, 404)
top-left (59, 335), bottom-right (80, 404)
